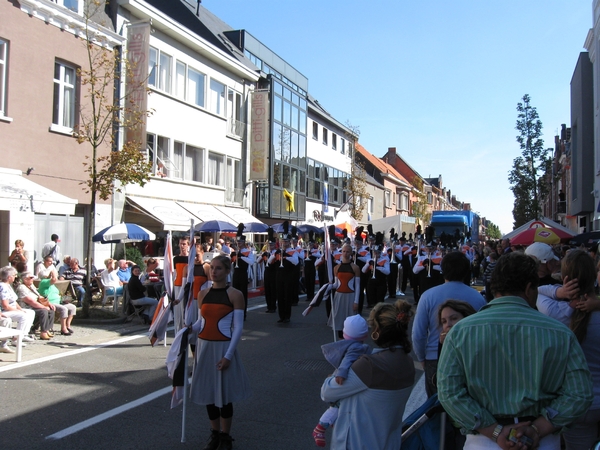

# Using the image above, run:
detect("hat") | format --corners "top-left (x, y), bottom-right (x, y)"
top-left (343, 315), bottom-right (369, 341)
top-left (267, 227), bottom-right (277, 244)
top-left (281, 221), bottom-right (291, 241)
top-left (236, 223), bottom-right (246, 242)
top-left (525, 242), bottom-right (559, 263)
top-left (354, 226), bottom-right (364, 244)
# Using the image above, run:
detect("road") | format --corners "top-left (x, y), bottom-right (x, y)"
top-left (0, 294), bottom-right (426, 450)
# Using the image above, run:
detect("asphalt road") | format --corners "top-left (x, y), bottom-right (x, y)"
top-left (0, 293), bottom-right (426, 450)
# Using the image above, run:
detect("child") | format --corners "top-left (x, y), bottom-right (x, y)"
top-left (312, 315), bottom-right (371, 447)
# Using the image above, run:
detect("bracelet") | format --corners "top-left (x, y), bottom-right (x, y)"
top-left (491, 424), bottom-right (503, 442)
top-left (530, 423), bottom-right (540, 437)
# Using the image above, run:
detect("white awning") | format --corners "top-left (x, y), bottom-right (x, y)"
top-left (126, 196), bottom-right (198, 231)
top-left (216, 205), bottom-right (265, 228)
top-left (0, 168), bottom-right (77, 215)
top-left (177, 201), bottom-right (234, 223)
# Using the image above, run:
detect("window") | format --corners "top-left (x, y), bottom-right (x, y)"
top-left (368, 197), bottom-right (374, 215)
top-left (385, 190), bottom-right (391, 208)
top-left (184, 145), bottom-right (204, 183)
top-left (427, 192), bottom-right (433, 204)
top-left (208, 152), bottom-right (224, 186)
top-left (312, 121), bottom-right (318, 140)
top-left (340, 138), bottom-right (345, 155)
top-left (227, 88), bottom-right (243, 137)
top-left (0, 39), bottom-right (7, 116)
top-left (175, 61), bottom-right (186, 99)
top-left (52, 0), bottom-right (82, 13)
top-left (147, 47), bottom-right (172, 94)
top-left (52, 61), bottom-right (76, 131)
top-left (209, 79), bottom-right (225, 115)
top-left (332, 133), bottom-right (337, 150)
top-left (226, 157), bottom-right (243, 203)
top-left (158, 51), bottom-right (172, 93)
top-left (187, 67), bottom-right (205, 107)
top-left (322, 128), bottom-right (328, 146)
top-left (400, 193), bottom-right (408, 211)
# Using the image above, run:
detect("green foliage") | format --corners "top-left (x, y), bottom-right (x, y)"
top-left (113, 245), bottom-right (145, 268)
top-left (344, 122), bottom-right (367, 221)
top-left (411, 176), bottom-right (431, 226)
top-left (486, 222), bottom-right (502, 239)
top-left (509, 94), bottom-right (551, 229)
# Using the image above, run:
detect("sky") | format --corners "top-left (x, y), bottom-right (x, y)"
top-left (203, 0), bottom-right (592, 235)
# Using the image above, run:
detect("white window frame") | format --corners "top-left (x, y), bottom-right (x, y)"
top-left (207, 151), bottom-right (225, 186)
top-left (51, 61), bottom-right (76, 133)
top-left (52, 0), bottom-right (83, 14)
top-left (0, 38), bottom-right (7, 118)
top-left (187, 66), bottom-right (206, 108)
top-left (385, 190), bottom-right (391, 208)
top-left (209, 79), bottom-right (225, 116)
top-left (322, 128), bottom-right (328, 146)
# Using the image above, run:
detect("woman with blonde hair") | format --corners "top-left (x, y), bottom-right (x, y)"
top-left (321, 299), bottom-right (415, 449)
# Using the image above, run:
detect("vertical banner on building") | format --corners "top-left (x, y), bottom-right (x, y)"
top-left (125, 22), bottom-right (150, 150)
top-left (249, 90), bottom-right (270, 181)
top-left (323, 181), bottom-right (329, 212)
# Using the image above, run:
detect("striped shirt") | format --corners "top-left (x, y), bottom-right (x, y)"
top-left (437, 296), bottom-right (593, 433)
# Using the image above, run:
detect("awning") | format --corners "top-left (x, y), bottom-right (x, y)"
top-left (177, 201), bottom-right (233, 223)
top-left (0, 168), bottom-right (77, 215)
top-left (126, 196), bottom-right (198, 231)
top-left (215, 205), bottom-right (266, 228)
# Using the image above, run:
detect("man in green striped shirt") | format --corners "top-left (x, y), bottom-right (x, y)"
top-left (438, 252), bottom-right (592, 449)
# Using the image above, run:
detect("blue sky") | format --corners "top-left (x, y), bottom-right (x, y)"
top-left (203, 0), bottom-right (592, 235)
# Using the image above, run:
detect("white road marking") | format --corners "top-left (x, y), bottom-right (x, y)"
top-left (46, 385), bottom-right (173, 440)
top-left (0, 334), bottom-right (148, 374)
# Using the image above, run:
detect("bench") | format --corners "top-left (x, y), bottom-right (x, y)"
top-left (0, 327), bottom-right (24, 362)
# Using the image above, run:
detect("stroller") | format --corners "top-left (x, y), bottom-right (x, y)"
top-left (400, 393), bottom-right (446, 449)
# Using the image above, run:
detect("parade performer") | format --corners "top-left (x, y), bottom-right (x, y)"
top-left (190, 255), bottom-right (252, 450)
top-left (231, 223), bottom-right (255, 319)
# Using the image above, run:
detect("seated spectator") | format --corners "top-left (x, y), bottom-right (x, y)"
top-left (16, 272), bottom-right (55, 340)
top-left (36, 255), bottom-right (59, 281)
top-left (57, 255), bottom-right (71, 278)
top-left (127, 265), bottom-right (158, 323)
top-left (38, 278), bottom-right (76, 336)
top-left (8, 239), bottom-right (29, 269)
top-left (60, 258), bottom-right (87, 307)
top-left (101, 259), bottom-right (123, 296)
top-left (0, 313), bottom-right (14, 354)
top-left (116, 259), bottom-right (134, 283)
top-left (141, 258), bottom-right (160, 284)
top-left (0, 266), bottom-right (35, 344)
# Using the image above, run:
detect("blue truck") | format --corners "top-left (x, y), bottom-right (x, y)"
top-left (429, 210), bottom-right (480, 245)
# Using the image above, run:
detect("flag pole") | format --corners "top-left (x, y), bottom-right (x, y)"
top-left (181, 219), bottom-right (195, 443)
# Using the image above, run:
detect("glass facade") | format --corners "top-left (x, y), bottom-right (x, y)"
top-left (257, 76), bottom-right (307, 220)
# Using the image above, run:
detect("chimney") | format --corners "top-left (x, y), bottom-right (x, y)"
top-left (387, 147), bottom-right (396, 164)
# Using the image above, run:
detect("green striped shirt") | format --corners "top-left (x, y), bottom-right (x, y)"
top-left (437, 296), bottom-right (593, 433)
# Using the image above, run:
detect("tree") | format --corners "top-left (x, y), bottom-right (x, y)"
top-left (486, 222), bottom-right (502, 239)
top-left (509, 94), bottom-right (551, 229)
top-left (75, 1), bottom-right (152, 316)
top-left (344, 122), bottom-right (368, 221)
top-left (411, 176), bottom-right (431, 227)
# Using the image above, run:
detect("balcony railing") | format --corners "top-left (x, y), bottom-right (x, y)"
top-left (226, 187), bottom-right (244, 205)
top-left (228, 118), bottom-right (245, 139)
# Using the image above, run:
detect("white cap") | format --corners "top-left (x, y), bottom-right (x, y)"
top-left (343, 315), bottom-right (369, 341)
top-left (525, 242), bottom-right (559, 263)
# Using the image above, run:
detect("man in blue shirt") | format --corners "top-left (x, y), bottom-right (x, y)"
top-left (116, 259), bottom-right (134, 283)
top-left (412, 251), bottom-right (487, 397)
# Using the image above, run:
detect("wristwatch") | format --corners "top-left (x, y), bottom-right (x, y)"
top-left (492, 424), bottom-right (504, 442)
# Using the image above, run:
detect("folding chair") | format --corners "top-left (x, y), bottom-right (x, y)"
top-left (122, 287), bottom-right (147, 324)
